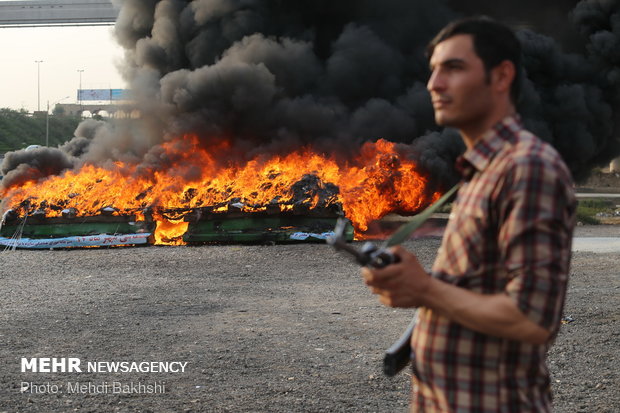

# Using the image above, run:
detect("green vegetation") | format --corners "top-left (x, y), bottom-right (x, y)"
top-left (433, 198), bottom-right (618, 225)
top-left (576, 199), bottom-right (617, 225)
top-left (0, 108), bottom-right (81, 153)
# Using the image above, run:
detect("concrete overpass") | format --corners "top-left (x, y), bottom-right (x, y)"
top-left (0, 0), bottom-right (117, 28)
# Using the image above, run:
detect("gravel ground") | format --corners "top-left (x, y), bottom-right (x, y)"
top-left (0, 227), bottom-right (618, 412)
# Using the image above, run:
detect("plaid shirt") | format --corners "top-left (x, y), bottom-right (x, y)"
top-left (411, 115), bottom-right (576, 412)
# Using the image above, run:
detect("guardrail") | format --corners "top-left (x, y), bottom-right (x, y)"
top-left (0, 0), bottom-right (117, 28)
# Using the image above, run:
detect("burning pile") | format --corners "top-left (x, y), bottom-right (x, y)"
top-left (3, 0), bottom-right (620, 248)
top-left (0, 137), bottom-right (438, 245)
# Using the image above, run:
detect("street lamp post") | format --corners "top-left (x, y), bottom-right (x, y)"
top-left (35, 60), bottom-right (43, 112)
top-left (77, 69), bottom-right (84, 106)
top-left (45, 101), bottom-right (49, 146)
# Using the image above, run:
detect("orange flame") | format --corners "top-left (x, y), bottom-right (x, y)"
top-left (0, 135), bottom-right (438, 244)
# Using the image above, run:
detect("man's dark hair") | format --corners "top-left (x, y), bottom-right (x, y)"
top-left (426, 17), bottom-right (522, 104)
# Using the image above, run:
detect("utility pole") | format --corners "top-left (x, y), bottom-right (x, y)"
top-left (35, 60), bottom-right (43, 112)
top-left (46, 96), bottom-right (70, 147)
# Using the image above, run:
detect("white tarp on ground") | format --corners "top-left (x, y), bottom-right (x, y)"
top-left (0, 233), bottom-right (151, 249)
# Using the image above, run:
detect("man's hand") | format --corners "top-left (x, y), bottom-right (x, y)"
top-left (361, 246), bottom-right (551, 344)
top-left (360, 246), bottom-right (431, 308)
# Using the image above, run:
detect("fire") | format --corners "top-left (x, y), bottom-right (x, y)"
top-left (0, 136), bottom-right (438, 244)
top-left (153, 215), bottom-right (189, 246)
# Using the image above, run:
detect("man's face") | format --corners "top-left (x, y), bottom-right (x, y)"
top-left (427, 34), bottom-right (494, 129)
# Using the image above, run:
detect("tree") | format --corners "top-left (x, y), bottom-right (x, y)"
top-left (0, 108), bottom-right (82, 152)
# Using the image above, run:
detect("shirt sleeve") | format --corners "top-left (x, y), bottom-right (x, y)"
top-left (497, 154), bottom-right (576, 332)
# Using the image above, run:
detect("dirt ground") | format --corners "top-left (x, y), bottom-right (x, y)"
top-left (0, 223), bottom-right (618, 412)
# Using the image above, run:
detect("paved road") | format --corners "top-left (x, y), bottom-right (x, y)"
top-left (573, 237), bottom-right (620, 253)
top-left (576, 193), bottom-right (620, 198)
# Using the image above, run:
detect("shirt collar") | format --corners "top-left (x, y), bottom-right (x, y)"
top-left (456, 114), bottom-right (522, 180)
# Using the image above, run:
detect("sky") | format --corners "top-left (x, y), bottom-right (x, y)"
top-left (0, 23), bottom-right (125, 113)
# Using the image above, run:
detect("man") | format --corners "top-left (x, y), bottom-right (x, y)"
top-left (362, 18), bottom-right (576, 412)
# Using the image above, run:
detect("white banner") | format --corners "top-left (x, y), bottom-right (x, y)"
top-left (289, 231), bottom-right (335, 241)
top-left (0, 233), bottom-right (151, 249)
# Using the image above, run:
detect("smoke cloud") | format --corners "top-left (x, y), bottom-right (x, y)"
top-left (0, 147), bottom-right (76, 190)
top-left (2, 0), bottom-right (620, 192)
top-left (516, 0), bottom-right (620, 179)
top-left (114, 0), bottom-right (455, 159)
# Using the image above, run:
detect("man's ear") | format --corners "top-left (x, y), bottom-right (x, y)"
top-left (491, 60), bottom-right (515, 95)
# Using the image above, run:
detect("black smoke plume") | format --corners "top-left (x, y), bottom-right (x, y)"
top-left (0, 147), bottom-right (76, 190)
top-left (109, 0), bottom-right (458, 181)
top-left (516, 0), bottom-right (620, 179)
top-left (2, 0), bottom-right (620, 193)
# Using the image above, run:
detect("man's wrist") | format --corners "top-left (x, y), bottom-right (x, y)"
top-left (416, 275), bottom-right (442, 310)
